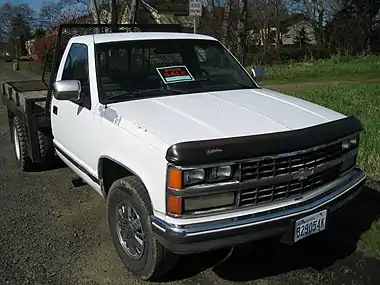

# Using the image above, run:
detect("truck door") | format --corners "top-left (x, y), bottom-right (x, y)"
top-left (51, 42), bottom-right (98, 179)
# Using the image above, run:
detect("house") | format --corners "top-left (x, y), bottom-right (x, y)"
top-left (25, 39), bottom-right (36, 58)
top-left (281, 14), bottom-right (316, 46)
top-left (248, 13), bottom-right (316, 47)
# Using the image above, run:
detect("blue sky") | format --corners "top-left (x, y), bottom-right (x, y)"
top-left (0, 0), bottom-right (43, 10)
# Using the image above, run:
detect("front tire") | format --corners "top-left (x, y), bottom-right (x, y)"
top-left (107, 176), bottom-right (178, 281)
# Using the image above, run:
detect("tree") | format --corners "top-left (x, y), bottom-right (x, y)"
top-left (294, 26), bottom-right (311, 47)
top-left (237, 0), bottom-right (248, 64)
top-left (289, 0), bottom-right (330, 47)
top-left (0, 3), bottom-right (12, 43)
top-left (60, 0), bottom-right (140, 25)
top-left (0, 3), bottom-right (35, 57)
top-left (221, 0), bottom-right (233, 48)
top-left (11, 14), bottom-right (32, 58)
top-left (248, 0), bottom-right (287, 52)
top-left (33, 27), bottom-right (46, 39)
top-left (38, 0), bottom-right (89, 29)
top-left (326, 0), bottom-right (380, 54)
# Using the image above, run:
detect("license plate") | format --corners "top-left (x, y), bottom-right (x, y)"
top-left (294, 209), bottom-right (327, 242)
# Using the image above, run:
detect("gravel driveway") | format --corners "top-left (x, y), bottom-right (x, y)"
top-left (1, 67), bottom-right (380, 285)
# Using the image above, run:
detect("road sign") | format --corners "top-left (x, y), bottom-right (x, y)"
top-left (189, 0), bottom-right (202, 17)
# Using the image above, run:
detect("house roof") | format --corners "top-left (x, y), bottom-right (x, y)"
top-left (280, 13), bottom-right (309, 26)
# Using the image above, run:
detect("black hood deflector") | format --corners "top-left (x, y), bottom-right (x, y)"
top-left (165, 116), bottom-right (363, 166)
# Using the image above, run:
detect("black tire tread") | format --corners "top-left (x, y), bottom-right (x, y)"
top-left (107, 176), bottom-right (178, 281)
top-left (12, 116), bottom-right (33, 171)
top-left (37, 130), bottom-right (55, 168)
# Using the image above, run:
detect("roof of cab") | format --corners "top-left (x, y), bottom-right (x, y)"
top-left (80, 32), bottom-right (218, 44)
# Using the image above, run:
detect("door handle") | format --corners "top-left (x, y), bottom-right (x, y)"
top-left (53, 105), bottom-right (58, 115)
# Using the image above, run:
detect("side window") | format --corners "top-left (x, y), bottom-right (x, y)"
top-left (62, 43), bottom-right (91, 108)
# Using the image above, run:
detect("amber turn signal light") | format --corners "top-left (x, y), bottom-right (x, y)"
top-left (167, 167), bottom-right (182, 189)
top-left (167, 195), bottom-right (183, 215)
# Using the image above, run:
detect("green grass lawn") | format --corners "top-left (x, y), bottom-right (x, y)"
top-left (358, 219), bottom-right (380, 259)
top-left (283, 83), bottom-right (380, 258)
top-left (18, 61), bottom-right (44, 75)
top-left (255, 55), bottom-right (380, 84)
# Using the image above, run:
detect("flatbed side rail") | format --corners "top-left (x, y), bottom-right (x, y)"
top-left (1, 82), bottom-right (50, 163)
top-left (45, 23), bottom-right (183, 115)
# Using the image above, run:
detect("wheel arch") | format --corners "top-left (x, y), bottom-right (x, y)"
top-left (98, 156), bottom-right (152, 203)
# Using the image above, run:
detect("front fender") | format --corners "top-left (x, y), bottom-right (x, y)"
top-left (97, 145), bottom-right (168, 216)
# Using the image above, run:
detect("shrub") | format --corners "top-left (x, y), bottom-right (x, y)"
top-left (32, 35), bottom-right (56, 65)
top-left (31, 33), bottom-right (70, 72)
top-left (246, 45), bottom-right (332, 66)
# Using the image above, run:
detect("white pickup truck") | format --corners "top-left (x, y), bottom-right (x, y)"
top-left (1, 24), bottom-right (366, 281)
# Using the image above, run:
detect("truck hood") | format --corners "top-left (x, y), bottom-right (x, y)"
top-left (109, 88), bottom-right (345, 146)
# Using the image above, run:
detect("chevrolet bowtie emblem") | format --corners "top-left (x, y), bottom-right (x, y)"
top-left (293, 168), bottom-right (314, 181)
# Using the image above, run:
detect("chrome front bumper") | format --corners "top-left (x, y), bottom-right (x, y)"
top-left (152, 167), bottom-right (366, 254)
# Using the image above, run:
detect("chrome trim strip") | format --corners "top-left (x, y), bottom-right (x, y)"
top-left (152, 168), bottom-right (366, 236)
top-left (152, 222), bottom-right (166, 232)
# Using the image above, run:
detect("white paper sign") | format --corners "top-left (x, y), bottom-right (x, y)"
top-left (189, 0), bottom-right (202, 16)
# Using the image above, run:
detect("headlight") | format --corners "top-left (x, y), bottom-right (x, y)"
top-left (167, 165), bottom-right (235, 190)
top-left (350, 137), bottom-right (358, 146)
top-left (342, 135), bottom-right (359, 151)
top-left (210, 165), bottom-right (232, 182)
top-left (183, 169), bottom-right (205, 186)
top-left (166, 165), bottom-right (237, 216)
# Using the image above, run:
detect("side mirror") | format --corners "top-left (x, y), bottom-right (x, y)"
top-left (251, 67), bottom-right (265, 79)
top-left (53, 80), bottom-right (81, 101)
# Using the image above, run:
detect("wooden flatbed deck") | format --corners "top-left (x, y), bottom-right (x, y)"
top-left (1, 80), bottom-right (48, 111)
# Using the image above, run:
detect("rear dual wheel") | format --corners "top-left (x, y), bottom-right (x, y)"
top-left (10, 115), bottom-right (55, 171)
top-left (11, 116), bottom-right (33, 171)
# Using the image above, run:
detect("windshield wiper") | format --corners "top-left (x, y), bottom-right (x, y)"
top-left (106, 87), bottom-right (186, 103)
top-left (193, 77), bottom-right (253, 89)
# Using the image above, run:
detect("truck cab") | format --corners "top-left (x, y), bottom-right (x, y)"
top-left (1, 24), bottom-right (366, 281)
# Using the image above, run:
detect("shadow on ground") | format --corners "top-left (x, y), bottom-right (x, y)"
top-left (163, 181), bottom-right (380, 282)
top-left (32, 156), bottom-right (68, 172)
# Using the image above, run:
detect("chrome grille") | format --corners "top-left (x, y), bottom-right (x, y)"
top-left (239, 165), bottom-right (342, 207)
top-left (240, 141), bottom-right (343, 181)
top-left (238, 141), bottom-right (345, 207)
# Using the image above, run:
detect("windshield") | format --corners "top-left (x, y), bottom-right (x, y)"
top-left (94, 38), bottom-right (258, 103)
